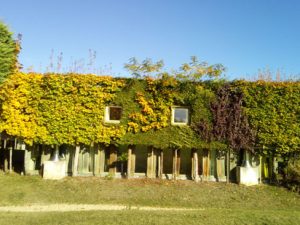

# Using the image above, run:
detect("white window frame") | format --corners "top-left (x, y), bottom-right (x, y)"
top-left (171, 106), bottom-right (189, 126)
top-left (104, 106), bottom-right (122, 124)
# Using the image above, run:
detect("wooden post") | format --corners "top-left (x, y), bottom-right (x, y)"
top-left (99, 146), bottom-right (105, 176)
top-left (226, 149), bottom-right (230, 183)
top-left (217, 155), bottom-right (225, 182)
top-left (207, 150), bottom-right (211, 179)
top-left (127, 145), bottom-right (132, 178)
top-left (202, 149), bottom-right (208, 180)
top-left (73, 145), bottom-right (80, 176)
top-left (157, 150), bottom-right (160, 178)
top-left (91, 145), bottom-right (95, 175)
top-left (191, 150), bottom-right (194, 180)
top-left (259, 155), bottom-right (262, 184)
top-left (172, 149), bottom-right (178, 180)
top-left (195, 150), bottom-right (199, 182)
top-left (192, 149), bottom-right (199, 182)
top-left (109, 145), bottom-right (117, 176)
top-left (131, 147), bottom-right (136, 176)
top-left (3, 139), bottom-right (8, 172)
top-left (9, 147), bottom-right (12, 173)
top-left (147, 146), bottom-right (155, 178)
top-left (93, 144), bottom-right (99, 176)
top-left (209, 149), bottom-right (217, 181)
top-left (177, 149), bottom-right (181, 176)
top-left (159, 150), bottom-right (163, 178)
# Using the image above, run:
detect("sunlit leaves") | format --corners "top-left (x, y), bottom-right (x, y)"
top-left (176, 56), bottom-right (225, 81)
top-left (237, 81), bottom-right (300, 155)
top-left (125, 56), bottom-right (225, 81)
top-left (124, 57), bottom-right (164, 78)
top-left (0, 22), bottom-right (20, 83)
top-left (0, 73), bottom-right (125, 146)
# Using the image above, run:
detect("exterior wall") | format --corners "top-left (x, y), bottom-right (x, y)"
top-left (10, 142), bottom-right (278, 185)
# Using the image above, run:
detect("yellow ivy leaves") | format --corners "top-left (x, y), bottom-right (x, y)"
top-left (0, 73), bottom-right (125, 145)
top-left (0, 73), bottom-right (47, 144)
top-left (236, 80), bottom-right (300, 154)
top-left (127, 77), bottom-right (175, 133)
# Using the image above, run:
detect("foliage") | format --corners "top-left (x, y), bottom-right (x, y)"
top-left (0, 73), bottom-right (125, 145)
top-left (124, 57), bottom-right (164, 78)
top-left (119, 126), bottom-right (223, 149)
top-left (115, 76), bottom-right (222, 149)
top-left (287, 165), bottom-right (300, 192)
top-left (0, 22), bottom-right (20, 83)
top-left (125, 56), bottom-right (225, 81)
top-left (236, 81), bottom-right (300, 155)
top-left (126, 77), bottom-right (176, 133)
top-left (175, 56), bottom-right (225, 81)
top-left (0, 73), bottom-right (298, 156)
top-left (194, 84), bottom-right (255, 153)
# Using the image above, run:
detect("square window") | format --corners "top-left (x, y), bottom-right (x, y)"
top-left (171, 107), bottom-right (189, 125)
top-left (105, 106), bottom-right (122, 123)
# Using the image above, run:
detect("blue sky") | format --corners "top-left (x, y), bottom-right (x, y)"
top-left (1, 0), bottom-right (300, 79)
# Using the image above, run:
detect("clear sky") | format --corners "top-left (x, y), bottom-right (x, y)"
top-left (1, 0), bottom-right (300, 80)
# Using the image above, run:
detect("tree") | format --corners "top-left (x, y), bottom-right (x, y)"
top-left (124, 57), bottom-right (164, 78)
top-left (124, 56), bottom-right (225, 81)
top-left (0, 21), bottom-right (20, 83)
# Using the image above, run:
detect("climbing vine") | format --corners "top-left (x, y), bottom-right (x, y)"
top-left (0, 73), bottom-right (298, 156)
top-left (0, 73), bottom-right (125, 145)
top-left (236, 80), bottom-right (300, 156)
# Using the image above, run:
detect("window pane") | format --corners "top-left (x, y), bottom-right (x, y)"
top-left (109, 107), bottom-right (122, 120)
top-left (174, 108), bottom-right (188, 123)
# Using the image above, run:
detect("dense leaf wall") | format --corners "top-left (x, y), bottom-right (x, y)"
top-left (235, 81), bottom-right (300, 155)
top-left (0, 73), bottom-right (299, 156)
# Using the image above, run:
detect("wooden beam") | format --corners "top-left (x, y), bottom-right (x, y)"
top-left (90, 145), bottom-right (95, 175)
top-left (3, 139), bottom-right (8, 172)
top-left (226, 149), bottom-right (230, 183)
top-left (217, 152), bottom-right (226, 182)
top-left (191, 150), bottom-right (194, 180)
top-left (147, 146), bottom-right (154, 178)
top-left (172, 149), bottom-right (178, 180)
top-left (9, 147), bottom-right (12, 173)
top-left (192, 149), bottom-right (199, 182)
top-left (210, 150), bottom-right (216, 180)
top-left (159, 150), bottom-right (163, 178)
top-left (99, 145), bottom-right (105, 175)
top-left (157, 150), bottom-right (160, 178)
top-left (202, 149), bottom-right (208, 179)
top-left (176, 149), bottom-right (181, 176)
top-left (259, 155), bottom-right (262, 184)
top-left (93, 144), bottom-right (99, 176)
top-left (109, 145), bottom-right (117, 175)
top-left (131, 146), bottom-right (136, 176)
top-left (3, 139), bottom-right (7, 149)
top-left (127, 145), bottom-right (132, 178)
top-left (73, 145), bottom-right (80, 176)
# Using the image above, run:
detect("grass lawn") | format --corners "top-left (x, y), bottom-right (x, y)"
top-left (0, 173), bottom-right (299, 224)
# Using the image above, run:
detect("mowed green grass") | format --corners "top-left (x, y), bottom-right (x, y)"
top-left (1, 209), bottom-right (299, 225)
top-left (0, 173), bottom-right (299, 225)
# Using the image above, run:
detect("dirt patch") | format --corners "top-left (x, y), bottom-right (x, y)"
top-left (0, 204), bottom-right (202, 212)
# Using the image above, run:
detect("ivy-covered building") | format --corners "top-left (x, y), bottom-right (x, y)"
top-left (0, 73), bottom-right (299, 183)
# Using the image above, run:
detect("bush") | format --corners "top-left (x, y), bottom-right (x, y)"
top-left (285, 159), bottom-right (300, 193)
